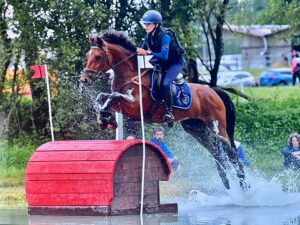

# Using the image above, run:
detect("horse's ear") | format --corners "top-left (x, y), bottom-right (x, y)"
top-left (88, 35), bottom-right (104, 48)
top-left (88, 36), bottom-right (95, 45)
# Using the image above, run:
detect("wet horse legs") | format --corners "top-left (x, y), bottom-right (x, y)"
top-left (94, 91), bottom-right (136, 129)
top-left (181, 118), bottom-right (248, 190)
top-left (94, 92), bottom-right (118, 129)
top-left (181, 118), bottom-right (231, 189)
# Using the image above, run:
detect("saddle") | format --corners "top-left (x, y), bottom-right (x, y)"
top-left (150, 69), bottom-right (192, 110)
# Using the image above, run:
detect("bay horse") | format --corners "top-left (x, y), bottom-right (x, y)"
top-left (80, 30), bottom-right (247, 190)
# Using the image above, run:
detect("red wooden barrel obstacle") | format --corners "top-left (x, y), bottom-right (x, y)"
top-left (25, 140), bottom-right (177, 216)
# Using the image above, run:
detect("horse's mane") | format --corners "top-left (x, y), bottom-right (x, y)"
top-left (101, 30), bottom-right (137, 53)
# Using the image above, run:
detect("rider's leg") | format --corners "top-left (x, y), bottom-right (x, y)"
top-left (161, 62), bottom-right (184, 122)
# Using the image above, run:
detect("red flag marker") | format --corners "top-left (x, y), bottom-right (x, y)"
top-left (30, 65), bottom-right (46, 79)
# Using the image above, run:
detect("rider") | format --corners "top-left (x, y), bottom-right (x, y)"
top-left (136, 10), bottom-right (185, 123)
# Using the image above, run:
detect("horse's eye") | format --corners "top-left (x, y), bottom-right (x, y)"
top-left (95, 56), bottom-right (102, 61)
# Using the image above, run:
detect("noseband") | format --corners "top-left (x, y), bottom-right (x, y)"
top-left (82, 46), bottom-right (109, 81)
top-left (82, 45), bottom-right (136, 81)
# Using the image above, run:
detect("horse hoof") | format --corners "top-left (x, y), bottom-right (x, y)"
top-left (240, 180), bottom-right (250, 191)
top-left (163, 115), bottom-right (175, 124)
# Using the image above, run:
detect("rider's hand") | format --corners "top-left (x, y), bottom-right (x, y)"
top-left (137, 47), bottom-right (149, 56)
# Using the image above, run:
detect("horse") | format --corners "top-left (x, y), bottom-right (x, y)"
top-left (80, 30), bottom-right (247, 190)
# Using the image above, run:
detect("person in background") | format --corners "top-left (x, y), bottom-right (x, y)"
top-left (234, 140), bottom-right (250, 166)
top-left (291, 50), bottom-right (300, 85)
top-left (150, 127), bottom-right (179, 170)
top-left (281, 133), bottom-right (300, 169)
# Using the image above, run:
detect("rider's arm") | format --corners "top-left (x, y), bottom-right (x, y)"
top-left (137, 37), bottom-right (151, 55)
top-left (152, 34), bottom-right (171, 62)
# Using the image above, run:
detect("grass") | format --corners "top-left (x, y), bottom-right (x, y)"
top-left (0, 167), bottom-right (26, 209)
top-left (0, 167), bottom-right (25, 187)
top-left (244, 86), bottom-right (300, 100)
top-left (0, 185), bottom-right (27, 208)
top-left (0, 138), bottom-right (36, 208)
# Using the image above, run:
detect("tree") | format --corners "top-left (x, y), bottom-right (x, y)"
top-left (0, 0), bottom-right (12, 99)
top-left (193, 0), bottom-right (230, 86)
top-left (1, 0), bottom-right (116, 140)
top-left (257, 0), bottom-right (300, 30)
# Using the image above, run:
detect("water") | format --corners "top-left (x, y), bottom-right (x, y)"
top-left (2, 170), bottom-right (300, 225)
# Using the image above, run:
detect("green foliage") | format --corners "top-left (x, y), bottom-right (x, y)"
top-left (0, 137), bottom-right (39, 170)
top-left (52, 74), bottom-right (115, 140)
top-left (234, 92), bottom-right (300, 176)
top-left (236, 98), bottom-right (300, 146)
top-left (230, 0), bottom-right (300, 32)
top-left (256, 0), bottom-right (300, 28)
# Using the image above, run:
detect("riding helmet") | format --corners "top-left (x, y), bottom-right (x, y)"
top-left (141, 10), bottom-right (162, 24)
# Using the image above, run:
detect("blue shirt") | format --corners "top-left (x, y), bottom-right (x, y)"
top-left (150, 137), bottom-right (174, 158)
top-left (237, 144), bottom-right (250, 166)
top-left (281, 146), bottom-right (299, 155)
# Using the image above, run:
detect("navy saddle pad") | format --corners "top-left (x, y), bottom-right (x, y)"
top-left (150, 71), bottom-right (192, 110)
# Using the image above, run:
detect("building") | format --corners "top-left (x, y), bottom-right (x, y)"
top-left (223, 25), bottom-right (291, 69)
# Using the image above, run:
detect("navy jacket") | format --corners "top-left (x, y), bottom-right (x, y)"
top-left (141, 27), bottom-right (184, 68)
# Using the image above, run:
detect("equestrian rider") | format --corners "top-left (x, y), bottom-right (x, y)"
top-left (136, 10), bottom-right (185, 123)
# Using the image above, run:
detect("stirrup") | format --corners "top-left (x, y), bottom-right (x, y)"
top-left (163, 111), bottom-right (174, 123)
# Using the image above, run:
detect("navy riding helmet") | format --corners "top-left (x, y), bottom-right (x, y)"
top-left (141, 10), bottom-right (162, 24)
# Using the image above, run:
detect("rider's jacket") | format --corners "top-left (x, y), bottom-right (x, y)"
top-left (141, 26), bottom-right (185, 68)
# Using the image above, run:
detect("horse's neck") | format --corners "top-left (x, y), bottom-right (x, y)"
top-left (110, 46), bottom-right (137, 90)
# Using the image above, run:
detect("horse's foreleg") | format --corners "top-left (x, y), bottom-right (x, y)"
top-left (99, 89), bottom-right (135, 112)
top-left (95, 90), bottom-right (135, 130)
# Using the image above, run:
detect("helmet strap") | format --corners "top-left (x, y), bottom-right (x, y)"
top-left (151, 24), bottom-right (160, 36)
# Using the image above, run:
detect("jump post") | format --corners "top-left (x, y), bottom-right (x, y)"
top-left (25, 140), bottom-right (178, 216)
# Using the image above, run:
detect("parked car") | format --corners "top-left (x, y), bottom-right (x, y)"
top-left (259, 68), bottom-right (293, 86)
top-left (217, 71), bottom-right (257, 87)
top-left (199, 71), bottom-right (257, 87)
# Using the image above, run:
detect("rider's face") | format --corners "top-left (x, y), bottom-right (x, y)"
top-left (143, 23), bottom-right (156, 33)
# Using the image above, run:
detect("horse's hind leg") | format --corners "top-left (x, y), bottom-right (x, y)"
top-left (181, 118), bottom-right (230, 189)
top-left (207, 120), bottom-right (246, 189)
top-left (222, 142), bottom-right (247, 189)
top-left (211, 87), bottom-right (248, 189)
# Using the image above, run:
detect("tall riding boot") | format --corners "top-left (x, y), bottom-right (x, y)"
top-left (163, 89), bottom-right (174, 123)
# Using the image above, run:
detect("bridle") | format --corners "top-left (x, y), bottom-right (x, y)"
top-left (82, 45), bottom-right (137, 81)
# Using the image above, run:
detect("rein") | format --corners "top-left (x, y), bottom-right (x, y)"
top-left (112, 69), bottom-right (151, 92)
top-left (111, 52), bottom-right (137, 70)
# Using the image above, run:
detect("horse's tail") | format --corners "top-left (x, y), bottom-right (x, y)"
top-left (212, 87), bottom-right (236, 147)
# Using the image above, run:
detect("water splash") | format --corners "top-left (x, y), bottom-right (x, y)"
top-left (182, 169), bottom-right (300, 208)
